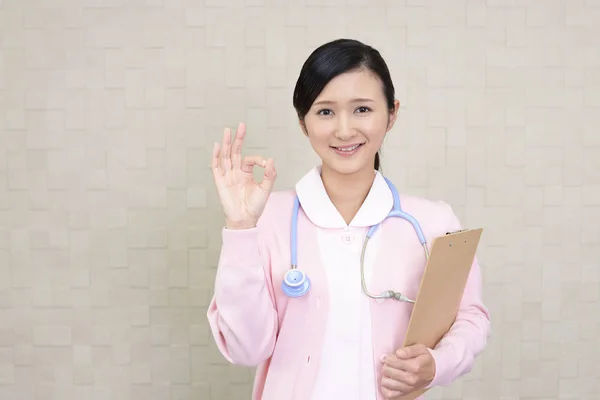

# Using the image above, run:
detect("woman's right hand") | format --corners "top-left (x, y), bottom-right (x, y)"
top-left (211, 122), bottom-right (277, 230)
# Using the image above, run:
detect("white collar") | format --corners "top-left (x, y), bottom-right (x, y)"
top-left (294, 165), bottom-right (394, 229)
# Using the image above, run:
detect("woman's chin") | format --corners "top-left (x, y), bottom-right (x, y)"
top-left (322, 157), bottom-right (375, 176)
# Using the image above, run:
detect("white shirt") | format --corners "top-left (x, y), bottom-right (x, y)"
top-left (295, 166), bottom-right (394, 400)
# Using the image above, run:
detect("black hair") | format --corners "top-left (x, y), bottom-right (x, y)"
top-left (292, 38), bottom-right (396, 171)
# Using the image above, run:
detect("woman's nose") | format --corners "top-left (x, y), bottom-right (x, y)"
top-left (335, 118), bottom-right (357, 139)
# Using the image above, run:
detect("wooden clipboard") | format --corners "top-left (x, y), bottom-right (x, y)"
top-left (397, 228), bottom-right (483, 400)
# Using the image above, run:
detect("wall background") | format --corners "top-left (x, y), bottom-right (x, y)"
top-left (1, 0), bottom-right (599, 399)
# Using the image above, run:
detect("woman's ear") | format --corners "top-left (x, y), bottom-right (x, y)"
top-left (299, 119), bottom-right (308, 136)
top-left (386, 99), bottom-right (400, 132)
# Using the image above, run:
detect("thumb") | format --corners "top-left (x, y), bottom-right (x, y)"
top-left (396, 344), bottom-right (428, 359)
top-left (241, 155), bottom-right (266, 173)
top-left (259, 158), bottom-right (277, 193)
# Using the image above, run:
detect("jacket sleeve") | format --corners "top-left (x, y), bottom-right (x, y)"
top-left (426, 203), bottom-right (492, 388)
top-left (206, 226), bottom-right (279, 367)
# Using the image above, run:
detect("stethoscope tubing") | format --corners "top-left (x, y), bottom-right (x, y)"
top-left (283, 177), bottom-right (429, 302)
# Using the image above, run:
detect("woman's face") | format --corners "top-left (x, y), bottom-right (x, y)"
top-left (301, 68), bottom-right (399, 176)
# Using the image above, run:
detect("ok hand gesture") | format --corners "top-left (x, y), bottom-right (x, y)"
top-left (211, 123), bottom-right (277, 230)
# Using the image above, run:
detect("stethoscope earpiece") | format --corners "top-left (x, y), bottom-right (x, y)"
top-left (282, 269), bottom-right (311, 297)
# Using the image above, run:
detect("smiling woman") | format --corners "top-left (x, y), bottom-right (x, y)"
top-left (207, 38), bottom-right (491, 400)
top-left (293, 39), bottom-right (399, 176)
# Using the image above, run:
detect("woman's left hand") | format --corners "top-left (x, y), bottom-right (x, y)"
top-left (380, 344), bottom-right (436, 399)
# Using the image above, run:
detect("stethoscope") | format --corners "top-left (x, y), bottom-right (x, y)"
top-left (281, 177), bottom-right (430, 303)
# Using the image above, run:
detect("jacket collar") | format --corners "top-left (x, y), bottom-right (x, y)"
top-left (295, 165), bottom-right (393, 229)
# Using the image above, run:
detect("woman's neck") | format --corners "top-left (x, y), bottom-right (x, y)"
top-left (320, 165), bottom-right (376, 225)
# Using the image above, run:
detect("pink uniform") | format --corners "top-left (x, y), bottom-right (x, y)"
top-left (207, 166), bottom-right (491, 400)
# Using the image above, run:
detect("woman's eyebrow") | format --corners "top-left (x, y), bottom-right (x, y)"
top-left (313, 97), bottom-right (376, 106)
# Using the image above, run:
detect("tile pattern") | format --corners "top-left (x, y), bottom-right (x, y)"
top-left (0, 0), bottom-right (599, 399)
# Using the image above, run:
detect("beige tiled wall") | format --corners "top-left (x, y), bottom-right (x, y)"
top-left (1, 0), bottom-right (599, 399)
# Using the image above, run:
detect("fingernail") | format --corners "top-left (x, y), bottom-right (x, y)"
top-left (380, 354), bottom-right (387, 363)
top-left (262, 160), bottom-right (267, 166)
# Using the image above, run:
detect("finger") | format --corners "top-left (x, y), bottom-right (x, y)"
top-left (381, 386), bottom-right (409, 399)
top-left (259, 158), bottom-right (277, 193)
top-left (381, 376), bottom-right (412, 396)
top-left (221, 127), bottom-right (232, 172)
top-left (381, 386), bottom-right (403, 399)
top-left (382, 364), bottom-right (419, 387)
top-left (241, 156), bottom-right (267, 174)
top-left (211, 142), bottom-right (223, 177)
top-left (231, 122), bottom-right (246, 170)
top-left (384, 355), bottom-right (420, 375)
top-left (396, 344), bottom-right (428, 360)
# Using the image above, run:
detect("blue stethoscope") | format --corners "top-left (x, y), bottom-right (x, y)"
top-left (282, 177), bottom-right (430, 303)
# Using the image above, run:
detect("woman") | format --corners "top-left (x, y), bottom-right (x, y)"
top-left (207, 39), bottom-right (491, 400)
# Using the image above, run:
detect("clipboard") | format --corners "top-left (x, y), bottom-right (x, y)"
top-left (396, 228), bottom-right (483, 400)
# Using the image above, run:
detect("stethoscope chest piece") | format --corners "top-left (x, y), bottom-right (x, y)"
top-left (282, 269), bottom-right (310, 297)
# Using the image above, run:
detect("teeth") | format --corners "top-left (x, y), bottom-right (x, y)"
top-left (337, 144), bottom-right (360, 152)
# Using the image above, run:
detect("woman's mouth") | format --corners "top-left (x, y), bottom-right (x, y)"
top-left (331, 143), bottom-right (365, 156)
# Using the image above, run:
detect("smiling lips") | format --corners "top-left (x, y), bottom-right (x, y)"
top-left (331, 143), bottom-right (365, 156)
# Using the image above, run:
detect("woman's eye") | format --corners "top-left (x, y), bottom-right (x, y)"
top-left (356, 106), bottom-right (370, 113)
top-left (318, 109), bottom-right (333, 116)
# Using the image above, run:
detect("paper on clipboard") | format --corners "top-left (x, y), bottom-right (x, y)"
top-left (396, 228), bottom-right (483, 400)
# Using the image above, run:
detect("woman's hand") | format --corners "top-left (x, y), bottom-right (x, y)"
top-left (380, 344), bottom-right (436, 399)
top-left (211, 122), bottom-right (277, 230)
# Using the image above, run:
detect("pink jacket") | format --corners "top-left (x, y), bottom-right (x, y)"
top-left (207, 169), bottom-right (491, 400)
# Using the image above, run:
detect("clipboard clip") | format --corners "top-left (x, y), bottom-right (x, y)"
top-left (445, 229), bottom-right (468, 235)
